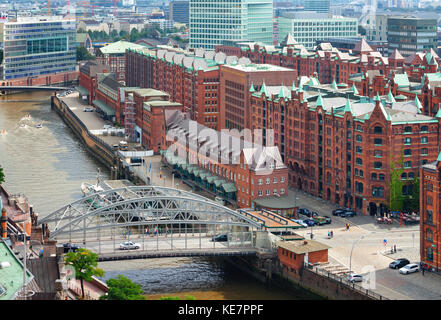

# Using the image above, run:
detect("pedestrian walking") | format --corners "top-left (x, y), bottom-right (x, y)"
top-left (422, 266), bottom-right (425, 276)
top-left (330, 230), bottom-right (333, 237)
top-left (394, 245), bottom-right (396, 253)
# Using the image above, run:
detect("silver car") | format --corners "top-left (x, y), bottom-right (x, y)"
top-left (347, 273), bottom-right (363, 283)
top-left (119, 241), bottom-right (140, 250)
top-left (399, 263), bottom-right (419, 274)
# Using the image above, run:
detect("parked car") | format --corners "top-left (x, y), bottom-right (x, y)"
top-left (297, 208), bottom-right (310, 216)
top-left (332, 209), bottom-right (346, 216)
top-left (389, 258), bottom-right (410, 269)
top-left (399, 263), bottom-right (419, 274)
top-left (323, 216), bottom-right (332, 224)
top-left (347, 273), bottom-right (363, 283)
top-left (313, 216), bottom-right (327, 225)
top-left (63, 243), bottom-right (80, 253)
top-left (291, 219), bottom-right (308, 227)
top-left (344, 210), bottom-right (356, 217)
top-left (211, 234), bottom-right (228, 242)
top-left (303, 218), bottom-right (315, 226)
top-left (119, 241), bottom-right (140, 250)
top-left (83, 107), bottom-right (94, 112)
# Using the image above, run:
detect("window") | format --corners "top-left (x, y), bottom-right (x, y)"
top-left (356, 158), bottom-right (362, 166)
top-left (426, 229), bottom-right (433, 242)
top-left (273, 178), bottom-right (278, 184)
top-left (404, 161), bottom-right (411, 168)
top-left (404, 137), bottom-right (411, 145)
top-left (404, 149), bottom-right (411, 156)
top-left (266, 178), bottom-right (270, 184)
top-left (356, 135), bottom-right (363, 142)
top-left (421, 148), bottom-right (428, 156)
top-left (371, 173), bottom-right (377, 180)
top-left (356, 146), bottom-right (362, 154)
top-left (374, 162), bottom-right (382, 169)
top-left (374, 126), bottom-right (383, 134)
top-left (355, 182), bottom-right (363, 193)
top-left (427, 210), bottom-right (433, 223)
top-left (404, 126), bottom-right (412, 133)
top-left (372, 186), bottom-right (385, 198)
top-left (427, 247), bottom-right (433, 262)
top-left (258, 179), bottom-right (263, 185)
top-left (281, 177), bottom-right (285, 183)
top-left (379, 174), bottom-right (385, 181)
top-left (421, 125), bottom-right (428, 132)
top-left (421, 137), bottom-right (428, 144)
top-left (374, 138), bottom-right (382, 145)
top-left (421, 160), bottom-right (428, 165)
top-left (258, 190), bottom-right (263, 196)
top-left (273, 189), bottom-right (278, 195)
top-left (427, 196), bottom-right (433, 206)
top-left (266, 189), bottom-right (270, 195)
top-left (280, 188), bottom-right (285, 194)
top-left (401, 172), bottom-right (407, 180)
top-left (374, 150), bottom-right (382, 158)
top-left (408, 172), bottom-right (415, 179)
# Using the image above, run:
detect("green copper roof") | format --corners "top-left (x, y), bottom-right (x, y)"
top-left (260, 79), bottom-right (268, 96)
top-left (99, 40), bottom-right (145, 55)
top-left (352, 84), bottom-right (359, 95)
top-left (291, 81), bottom-right (297, 91)
top-left (332, 79), bottom-right (338, 90)
top-left (315, 93), bottom-right (324, 107)
top-left (437, 151), bottom-right (441, 162)
top-left (374, 92), bottom-right (381, 102)
top-left (249, 82), bottom-right (255, 93)
top-left (344, 98), bottom-right (353, 115)
top-left (394, 73), bottom-right (410, 88)
top-left (388, 89), bottom-right (396, 103)
top-left (414, 96), bottom-right (423, 112)
top-left (436, 107), bottom-right (441, 118)
top-left (279, 83), bottom-right (286, 99)
top-left (297, 83), bottom-right (304, 93)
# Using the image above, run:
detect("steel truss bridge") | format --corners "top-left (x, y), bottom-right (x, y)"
top-left (38, 186), bottom-right (263, 260)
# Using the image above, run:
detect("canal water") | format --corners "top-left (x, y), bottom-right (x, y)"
top-left (0, 91), bottom-right (313, 300)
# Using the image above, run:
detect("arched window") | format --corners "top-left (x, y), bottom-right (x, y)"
top-left (421, 125), bottom-right (428, 132)
top-left (404, 126), bottom-right (412, 133)
top-left (379, 174), bottom-right (385, 181)
top-left (371, 173), bottom-right (377, 180)
top-left (401, 172), bottom-right (407, 180)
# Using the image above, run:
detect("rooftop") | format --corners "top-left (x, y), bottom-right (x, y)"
top-left (0, 241), bottom-right (34, 300)
top-left (99, 40), bottom-right (146, 55)
top-left (132, 88), bottom-right (169, 98)
top-left (225, 63), bottom-right (294, 73)
top-left (277, 239), bottom-right (331, 255)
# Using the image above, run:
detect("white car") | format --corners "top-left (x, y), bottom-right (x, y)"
top-left (347, 273), bottom-right (363, 283)
top-left (83, 107), bottom-right (94, 112)
top-left (399, 263), bottom-right (419, 274)
top-left (119, 241), bottom-right (140, 250)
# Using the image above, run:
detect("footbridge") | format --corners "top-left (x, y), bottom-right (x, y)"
top-left (38, 186), bottom-right (266, 260)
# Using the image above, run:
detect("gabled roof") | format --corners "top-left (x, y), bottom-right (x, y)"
top-left (389, 49), bottom-right (404, 61)
top-left (99, 40), bottom-right (145, 55)
top-left (353, 38), bottom-right (373, 53)
top-left (280, 33), bottom-right (297, 47)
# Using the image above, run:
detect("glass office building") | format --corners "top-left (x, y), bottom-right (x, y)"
top-left (3, 16), bottom-right (76, 80)
top-left (278, 14), bottom-right (358, 49)
top-left (189, 0), bottom-right (273, 50)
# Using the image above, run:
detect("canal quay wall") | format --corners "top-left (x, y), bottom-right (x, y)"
top-left (225, 255), bottom-right (381, 300)
top-left (51, 95), bottom-right (119, 179)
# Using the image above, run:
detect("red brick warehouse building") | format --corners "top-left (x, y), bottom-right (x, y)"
top-left (420, 154), bottom-right (441, 273)
top-left (161, 110), bottom-right (289, 209)
top-left (250, 79), bottom-right (441, 215)
top-left (220, 63), bottom-right (297, 131)
top-left (125, 46), bottom-right (255, 131)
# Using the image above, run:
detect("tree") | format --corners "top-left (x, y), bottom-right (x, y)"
top-left (76, 46), bottom-right (95, 61)
top-left (100, 275), bottom-right (146, 300)
top-left (389, 149), bottom-right (405, 212)
top-left (65, 248), bottom-right (105, 299)
top-left (0, 166), bottom-right (4, 184)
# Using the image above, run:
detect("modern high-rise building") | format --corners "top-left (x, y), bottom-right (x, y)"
top-left (304, 0), bottom-right (330, 13)
top-left (387, 16), bottom-right (437, 57)
top-left (170, 0), bottom-right (189, 24)
top-left (189, 0), bottom-right (273, 50)
top-left (278, 12), bottom-right (358, 49)
top-left (2, 16), bottom-right (77, 80)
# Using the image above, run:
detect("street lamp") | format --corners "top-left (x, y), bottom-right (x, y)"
top-left (349, 234), bottom-right (366, 272)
